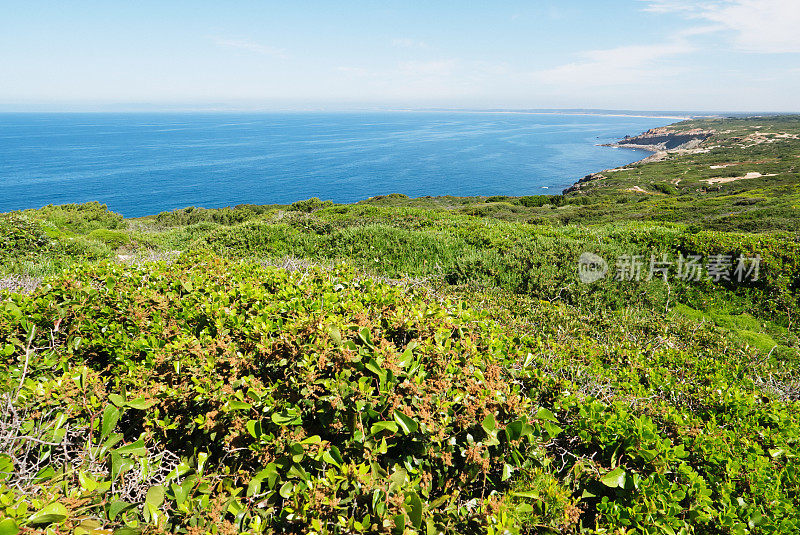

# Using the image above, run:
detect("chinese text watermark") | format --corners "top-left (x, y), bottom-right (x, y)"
top-left (578, 253), bottom-right (760, 283)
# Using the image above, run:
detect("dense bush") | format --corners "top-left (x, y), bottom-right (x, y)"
top-left (1, 254), bottom-right (798, 534)
top-left (194, 214), bottom-right (800, 329)
top-left (151, 206), bottom-right (261, 227)
top-left (0, 212), bottom-right (116, 277)
top-left (650, 183), bottom-right (678, 195)
top-left (0, 216), bottom-right (50, 254)
top-left (290, 198), bottom-right (334, 213)
top-left (26, 202), bottom-right (124, 233)
top-left (517, 196), bottom-right (562, 208)
top-left (89, 229), bottom-right (132, 249)
top-left (0, 256), bottom-right (569, 533)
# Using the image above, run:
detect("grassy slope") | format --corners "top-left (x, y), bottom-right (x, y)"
top-left (1, 116), bottom-right (799, 534)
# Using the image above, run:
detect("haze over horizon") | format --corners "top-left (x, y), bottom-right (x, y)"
top-left (2, 0), bottom-right (799, 113)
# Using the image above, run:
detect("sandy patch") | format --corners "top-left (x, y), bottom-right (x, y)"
top-left (0, 275), bottom-right (40, 294)
top-left (709, 160), bottom-right (773, 169)
top-left (703, 172), bottom-right (777, 185)
top-left (670, 147), bottom-right (711, 156)
top-left (625, 185), bottom-right (651, 194)
top-left (739, 132), bottom-right (799, 147)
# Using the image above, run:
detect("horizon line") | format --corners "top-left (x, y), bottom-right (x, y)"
top-left (1, 106), bottom-right (797, 118)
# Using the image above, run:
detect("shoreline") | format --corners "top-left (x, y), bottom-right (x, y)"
top-left (394, 109), bottom-right (692, 120)
top-left (562, 121), bottom-right (683, 194)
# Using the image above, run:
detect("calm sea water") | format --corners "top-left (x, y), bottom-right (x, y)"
top-left (0, 112), bottom-right (670, 217)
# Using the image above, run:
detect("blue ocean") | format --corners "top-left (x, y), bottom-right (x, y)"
top-left (0, 112), bottom-right (671, 217)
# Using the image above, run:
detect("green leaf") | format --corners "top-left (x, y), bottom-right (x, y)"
top-left (358, 327), bottom-right (373, 347)
top-left (108, 394), bottom-right (126, 407)
top-left (0, 518), bottom-right (19, 535)
top-left (78, 471), bottom-right (98, 492)
top-left (246, 419), bottom-right (262, 438)
top-left (504, 419), bottom-right (524, 442)
top-left (516, 503), bottom-right (534, 513)
top-left (535, 407), bottom-right (558, 423)
top-left (101, 405), bottom-right (121, 439)
top-left (371, 421), bottom-right (398, 435)
top-left (228, 400), bottom-right (252, 411)
top-left (364, 359), bottom-right (383, 377)
top-left (279, 481), bottom-right (294, 499)
top-left (731, 523), bottom-right (747, 535)
top-left (397, 341), bottom-right (417, 368)
top-left (172, 476), bottom-right (196, 506)
top-left (76, 519), bottom-right (103, 534)
top-left (323, 445), bottom-right (344, 466)
top-left (287, 464), bottom-right (310, 481)
top-left (108, 500), bottom-right (134, 521)
top-left (481, 412), bottom-right (497, 434)
top-left (600, 467), bottom-right (627, 488)
top-left (393, 410), bottom-right (419, 434)
top-left (0, 454), bottom-right (13, 481)
top-left (145, 485), bottom-right (165, 508)
top-left (510, 490), bottom-right (539, 499)
top-left (164, 460), bottom-right (192, 482)
top-left (502, 463), bottom-right (513, 481)
top-left (769, 448), bottom-right (786, 459)
top-left (27, 502), bottom-right (69, 526)
top-left (114, 438), bottom-right (147, 457)
top-left (543, 421), bottom-right (563, 438)
top-left (326, 325), bottom-right (342, 345)
top-left (125, 398), bottom-right (155, 410)
top-left (406, 492), bottom-right (423, 529)
top-left (248, 465), bottom-right (277, 496)
top-left (271, 410), bottom-right (302, 426)
top-left (110, 452), bottom-right (133, 480)
top-left (392, 513), bottom-right (406, 535)
top-left (389, 468), bottom-right (408, 490)
top-left (35, 465), bottom-right (55, 482)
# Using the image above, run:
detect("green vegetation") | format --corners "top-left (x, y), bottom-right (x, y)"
top-left (556, 115), bottom-right (800, 232)
top-left (1, 116), bottom-right (799, 534)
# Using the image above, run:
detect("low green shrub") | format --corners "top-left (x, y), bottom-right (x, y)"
top-left (25, 202), bottom-right (124, 233)
top-left (651, 183), bottom-right (678, 195)
top-left (290, 198), bottom-right (334, 213)
top-left (0, 256), bottom-right (571, 533)
top-left (0, 216), bottom-right (50, 254)
top-left (89, 228), bottom-right (131, 249)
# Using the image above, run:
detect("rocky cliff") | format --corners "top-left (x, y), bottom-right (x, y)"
top-left (562, 127), bottom-right (715, 194)
top-left (610, 127), bottom-right (714, 151)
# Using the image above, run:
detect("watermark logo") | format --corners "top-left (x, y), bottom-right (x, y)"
top-left (578, 252), bottom-right (608, 284)
top-left (578, 252), bottom-right (761, 283)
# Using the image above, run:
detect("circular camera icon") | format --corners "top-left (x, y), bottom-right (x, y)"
top-left (578, 252), bottom-right (608, 284)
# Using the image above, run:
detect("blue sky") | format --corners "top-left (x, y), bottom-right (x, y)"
top-left (1, 0), bottom-right (798, 111)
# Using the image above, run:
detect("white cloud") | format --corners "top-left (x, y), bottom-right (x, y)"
top-left (333, 58), bottom-right (514, 100)
top-left (212, 38), bottom-right (288, 59)
top-left (533, 40), bottom-right (694, 87)
top-left (640, 0), bottom-right (800, 53)
top-left (641, 1), bottom-right (699, 14)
